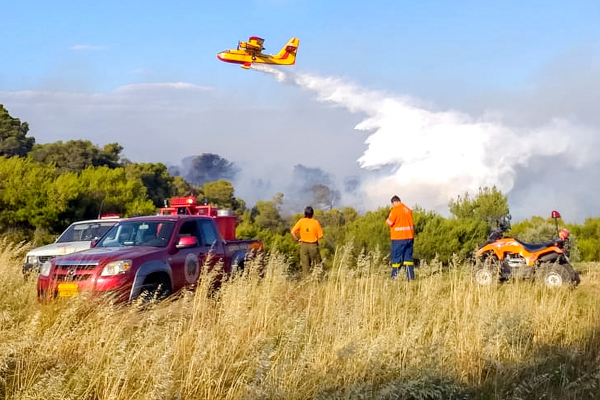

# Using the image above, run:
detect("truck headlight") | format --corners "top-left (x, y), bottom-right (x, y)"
top-left (26, 255), bottom-right (39, 265)
top-left (101, 260), bottom-right (132, 276)
top-left (40, 261), bottom-right (52, 277)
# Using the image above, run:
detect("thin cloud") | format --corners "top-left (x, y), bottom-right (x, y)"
top-left (114, 82), bottom-right (213, 92)
top-left (70, 45), bottom-right (107, 51)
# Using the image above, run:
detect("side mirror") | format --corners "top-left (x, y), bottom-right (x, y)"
top-left (176, 236), bottom-right (198, 249)
top-left (90, 239), bottom-right (99, 248)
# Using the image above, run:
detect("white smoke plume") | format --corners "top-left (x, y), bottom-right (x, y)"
top-left (252, 64), bottom-right (596, 214)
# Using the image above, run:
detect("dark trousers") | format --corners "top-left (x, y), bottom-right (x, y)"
top-left (391, 239), bottom-right (415, 280)
top-left (300, 242), bottom-right (321, 276)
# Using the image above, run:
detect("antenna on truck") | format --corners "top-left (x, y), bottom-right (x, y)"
top-left (98, 199), bottom-right (105, 219)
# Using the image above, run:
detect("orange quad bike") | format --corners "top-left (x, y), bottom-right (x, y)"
top-left (473, 211), bottom-right (580, 288)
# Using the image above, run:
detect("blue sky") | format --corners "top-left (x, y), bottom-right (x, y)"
top-left (2, 0), bottom-right (600, 221)
top-left (3, 1), bottom-right (598, 92)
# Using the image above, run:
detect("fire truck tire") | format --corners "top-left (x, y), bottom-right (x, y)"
top-left (537, 262), bottom-right (575, 288)
top-left (138, 274), bottom-right (172, 302)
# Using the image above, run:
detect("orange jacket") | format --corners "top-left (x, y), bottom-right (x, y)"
top-left (386, 202), bottom-right (414, 240)
top-left (291, 217), bottom-right (323, 243)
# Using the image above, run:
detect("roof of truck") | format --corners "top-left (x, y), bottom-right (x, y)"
top-left (123, 214), bottom-right (214, 222)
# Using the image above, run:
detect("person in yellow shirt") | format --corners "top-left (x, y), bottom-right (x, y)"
top-left (386, 195), bottom-right (415, 280)
top-left (291, 206), bottom-right (324, 277)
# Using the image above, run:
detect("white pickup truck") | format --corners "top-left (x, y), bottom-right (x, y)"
top-left (23, 218), bottom-right (121, 276)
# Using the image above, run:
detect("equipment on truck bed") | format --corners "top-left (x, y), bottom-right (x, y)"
top-left (159, 197), bottom-right (237, 240)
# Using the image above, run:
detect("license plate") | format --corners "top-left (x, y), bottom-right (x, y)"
top-left (57, 282), bottom-right (79, 297)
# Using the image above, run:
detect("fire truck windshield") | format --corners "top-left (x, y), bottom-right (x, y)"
top-left (97, 221), bottom-right (176, 247)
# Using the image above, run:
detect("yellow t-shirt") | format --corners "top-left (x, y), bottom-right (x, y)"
top-left (291, 218), bottom-right (323, 243)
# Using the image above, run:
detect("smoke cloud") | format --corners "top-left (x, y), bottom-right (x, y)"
top-left (252, 64), bottom-right (597, 216)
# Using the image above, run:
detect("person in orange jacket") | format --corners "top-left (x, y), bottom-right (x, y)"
top-left (386, 195), bottom-right (415, 280)
top-left (291, 206), bottom-right (324, 277)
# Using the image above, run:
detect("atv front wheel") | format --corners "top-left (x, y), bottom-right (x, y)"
top-left (473, 253), bottom-right (499, 286)
top-left (473, 264), bottom-right (496, 285)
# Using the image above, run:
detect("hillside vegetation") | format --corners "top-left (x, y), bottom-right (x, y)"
top-left (4, 104), bottom-right (600, 265)
top-left (2, 240), bottom-right (600, 399)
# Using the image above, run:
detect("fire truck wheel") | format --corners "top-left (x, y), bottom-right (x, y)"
top-left (537, 262), bottom-right (574, 288)
top-left (138, 275), bottom-right (172, 303)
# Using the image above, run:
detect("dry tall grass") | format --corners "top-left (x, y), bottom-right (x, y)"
top-left (1, 239), bottom-right (600, 399)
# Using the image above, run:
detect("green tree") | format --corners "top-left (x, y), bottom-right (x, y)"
top-left (574, 237), bottom-right (599, 262)
top-left (61, 166), bottom-right (156, 221)
top-left (311, 184), bottom-right (339, 210)
top-left (125, 163), bottom-right (175, 208)
top-left (236, 210), bottom-right (262, 240)
top-left (441, 186), bottom-right (510, 262)
top-left (449, 186), bottom-right (509, 230)
top-left (510, 216), bottom-right (558, 242)
top-left (313, 207), bottom-right (359, 256)
top-left (203, 180), bottom-right (245, 212)
top-left (172, 176), bottom-right (202, 197)
top-left (344, 207), bottom-right (390, 256)
top-left (29, 140), bottom-right (125, 173)
top-left (413, 213), bottom-right (455, 262)
top-left (312, 208), bottom-right (345, 262)
top-left (185, 153), bottom-right (238, 186)
top-left (567, 217), bottom-right (600, 261)
top-left (0, 157), bottom-right (61, 233)
top-left (341, 207), bottom-right (359, 225)
top-left (236, 206), bottom-right (299, 272)
top-left (96, 142), bottom-right (125, 168)
top-left (0, 158), bottom-right (156, 240)
top-left (0, 104), bottom-right (35, 157)
top-left (253, 194), bottom-right (285, 234)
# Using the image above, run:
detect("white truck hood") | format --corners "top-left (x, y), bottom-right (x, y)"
top-left (26, 241), bottom-right (92, 258)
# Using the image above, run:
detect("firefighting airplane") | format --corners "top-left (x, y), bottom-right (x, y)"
top-left (217, 36), bottom-right (299, 69)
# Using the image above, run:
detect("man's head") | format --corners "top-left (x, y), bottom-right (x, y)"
top-left (304, 206), bottom-right (314, 218)
top-left (391, 195), bottom-right (401, 205)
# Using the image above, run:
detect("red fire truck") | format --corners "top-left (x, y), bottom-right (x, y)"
top-left (38, 196), bottom-right (263, 303)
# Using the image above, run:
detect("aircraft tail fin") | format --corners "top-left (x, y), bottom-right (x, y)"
top-left (274, 38), bottom-right (299, 65)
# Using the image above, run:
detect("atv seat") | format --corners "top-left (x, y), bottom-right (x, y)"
top-left (515, 238), bottom-right (555, 253)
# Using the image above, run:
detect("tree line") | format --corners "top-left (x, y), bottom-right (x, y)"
top-left (2, 104), bottom-right (600, 265)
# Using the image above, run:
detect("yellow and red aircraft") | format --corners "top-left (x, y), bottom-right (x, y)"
top-left (217, 36), bottom-right (299, 69)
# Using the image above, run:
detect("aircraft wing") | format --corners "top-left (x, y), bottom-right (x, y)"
top-left (246, 36), bottom-right (265, 51)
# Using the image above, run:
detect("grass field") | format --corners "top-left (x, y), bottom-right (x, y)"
top-left (1, 239), bottom-right (600, 399)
